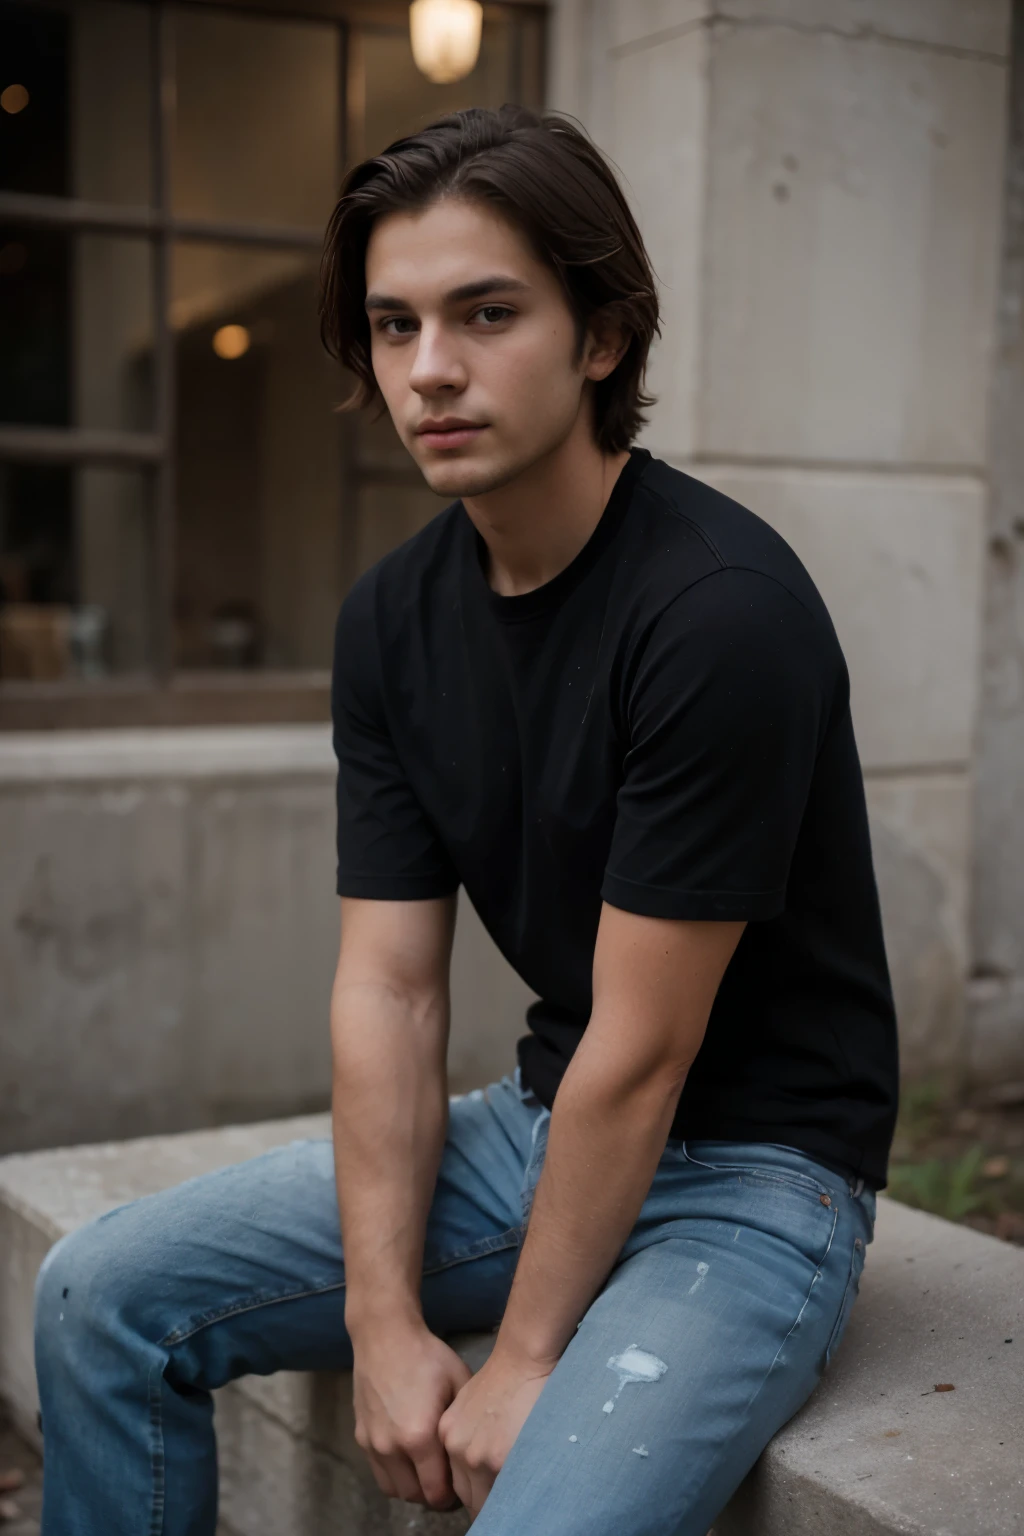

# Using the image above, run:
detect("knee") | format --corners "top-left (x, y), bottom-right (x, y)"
top-left (35, 1211), bottom-right (149, 1370)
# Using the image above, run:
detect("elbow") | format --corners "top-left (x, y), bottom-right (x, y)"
top-left (561, 1028), bottom-right (695, 1120)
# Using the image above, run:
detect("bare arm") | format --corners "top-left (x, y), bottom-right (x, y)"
top-left (332, 893), bottom-right (466, 1511)
top-left (439, 904), bottom-right (744, 1514)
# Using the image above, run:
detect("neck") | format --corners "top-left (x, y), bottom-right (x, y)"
top-left (462, 413), bottom-right (631, 598)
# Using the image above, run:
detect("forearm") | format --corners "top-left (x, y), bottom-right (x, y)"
top-left (494, 1031), bottom-right (687, 1367)
top-left (332, 977), bottom-right (449, 1337)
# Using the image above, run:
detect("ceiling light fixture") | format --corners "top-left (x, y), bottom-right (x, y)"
top-left (409, 0), bottom-right (482, 85)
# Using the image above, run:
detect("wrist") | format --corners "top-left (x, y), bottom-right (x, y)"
top-left (345, 1288), bottom-right (426, 1345)
top-left (490, 1319), bottom-right (564, 1374)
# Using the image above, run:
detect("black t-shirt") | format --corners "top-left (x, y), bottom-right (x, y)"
top-left (332, 449), bottom-right (898, 1188)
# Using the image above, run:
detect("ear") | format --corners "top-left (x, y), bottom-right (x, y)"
top-left (582, 308), bottom-right (630, 383)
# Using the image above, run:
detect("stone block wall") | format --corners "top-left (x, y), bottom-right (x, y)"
top-left (971, 0), bottom-right (1024, 1088)
top-left (0, 729), bottom-right (533, 1156)
top-left (551, 0), bottom-right (1012, 1082)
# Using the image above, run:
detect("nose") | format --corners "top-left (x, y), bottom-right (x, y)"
top-left (407, 318), bottom-right (467, 397)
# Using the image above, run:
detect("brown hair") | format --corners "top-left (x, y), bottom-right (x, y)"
top-left (319, 105), bottom-right (660, 453)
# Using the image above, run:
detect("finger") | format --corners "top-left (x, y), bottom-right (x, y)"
top-left (411, 1440), bottom-right (459, 1512)
top-left (371, 1449), bottom-right (424, 1505)
top-left (365, 1451), bottom-right (398, 1501)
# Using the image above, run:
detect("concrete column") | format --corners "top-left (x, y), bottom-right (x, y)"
top-left (970, 1), bottom-right (1024, 1092)
top-left (549, 0), bottom-right (1012, 1081)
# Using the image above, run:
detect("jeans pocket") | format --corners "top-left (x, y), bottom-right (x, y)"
top-left (678, 1143), bottom-right (834, 1203)
top-left (824, 1234), bottom-right (866, 1368)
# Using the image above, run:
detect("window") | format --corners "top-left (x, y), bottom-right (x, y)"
top-left (0, 0), bottom-right (545, 727)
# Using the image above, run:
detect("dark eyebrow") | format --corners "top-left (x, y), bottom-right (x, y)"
top-left (364, 275), bottom-right (530, 314)
top-left (443, 275), bottom-right (530, 304)
top-left (364, 292), bottom-right (410, 313)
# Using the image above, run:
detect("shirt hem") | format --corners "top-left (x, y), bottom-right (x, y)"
top-left (336, 871), bottom-right (460, 900)
top-left (601, 872), bottom-right (785, 922)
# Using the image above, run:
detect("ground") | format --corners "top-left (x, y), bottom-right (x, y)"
top-left (0, 1413), bottom-right (41, 1535)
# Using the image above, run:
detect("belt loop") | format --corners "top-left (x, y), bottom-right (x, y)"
top-left (851, 1175), bottom-right (865, 1198)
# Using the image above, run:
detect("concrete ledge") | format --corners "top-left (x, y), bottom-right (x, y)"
top-left (2, 1119), bottom-right (1022, 1535)
top-left (0, 726), bottom-right (335, 784)
top-left (716, 1201), bottom-right (1024, 1535)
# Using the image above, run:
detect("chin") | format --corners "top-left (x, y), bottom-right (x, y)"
top-left (417, 452), bottom-right (519, 500)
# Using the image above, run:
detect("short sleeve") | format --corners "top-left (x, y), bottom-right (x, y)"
top-left (332, 576), bottom-right (460, 900)
top-left (601, 567), bottom-right (835, 922)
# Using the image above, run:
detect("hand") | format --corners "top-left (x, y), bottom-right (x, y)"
top-left (351, 1321), bottom-right (471, 1510)
top-left (438, 1344), bottom-right (554, 1517)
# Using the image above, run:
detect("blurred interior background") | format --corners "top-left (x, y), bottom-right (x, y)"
top-left (0, 0), bottom-right (543, 701)
top-left (1, 0), bottom-right (1022, 1239)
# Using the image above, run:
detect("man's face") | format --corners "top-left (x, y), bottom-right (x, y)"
top-left (365, 197), bottom-right (595, 498)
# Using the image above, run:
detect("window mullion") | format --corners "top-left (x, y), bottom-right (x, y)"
top-left (152, 1), bottom-right (177, 686)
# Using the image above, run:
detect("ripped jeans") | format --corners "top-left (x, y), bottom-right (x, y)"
top-left (34, 1073), bottom-right (875, 1536)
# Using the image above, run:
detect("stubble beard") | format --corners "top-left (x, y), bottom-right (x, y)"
top-left (418, 453), bottom-right (522, 501)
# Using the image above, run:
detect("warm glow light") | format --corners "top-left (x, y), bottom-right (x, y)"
top-left (212, 324), bottom-right (251, 360)
top-left (1, 84), bottom-right (30, 115)
top-left (409, 0), bottom-right (482, 85)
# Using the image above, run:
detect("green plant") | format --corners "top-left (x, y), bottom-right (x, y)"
top-left (892, 1077), bottom-right (949, 1157)
top-left (887, 1145), bottom-right (987, 1223)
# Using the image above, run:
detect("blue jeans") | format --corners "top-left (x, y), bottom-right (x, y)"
top-left (34, 1074), bottom-right (875, 1535)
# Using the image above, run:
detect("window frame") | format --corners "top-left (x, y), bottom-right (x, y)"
top-left (0, 0), bottom-right (546, 729)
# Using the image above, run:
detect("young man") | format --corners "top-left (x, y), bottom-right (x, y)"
top-left (35, 107), bottom-right (897, 1535)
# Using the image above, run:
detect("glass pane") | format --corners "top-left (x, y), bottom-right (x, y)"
top-left (0, 0), bottom-right (152, 203)
top-left (348, 409), bottom-right (447, 579)
top-left (0, 225), bottom-right (154, 430)
top-left (0, 462), bottom-right (153, 677)
top-left (172, 7), bottom-right (340, 228)
top-left (172, 242), bottom-right (344, 672)
top-left (350, 478), bottom-right (449, 583)
top-left (352, 12), bottom-right (515, 163)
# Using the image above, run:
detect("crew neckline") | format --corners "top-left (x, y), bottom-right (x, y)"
top-left (465, 448), bottom-right (650, 623)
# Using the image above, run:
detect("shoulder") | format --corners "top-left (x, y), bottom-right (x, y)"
top-left (634, 458), bottom-right (821, 604)
top-left (620, 461), bottom-right (849, 721)
top-left (626, 456), bottom-right (839, 645)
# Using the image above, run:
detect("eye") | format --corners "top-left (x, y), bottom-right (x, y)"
top-left (379, 316), bottom-right (418, 337)
top-left (473, 304), bottom-right (514, 326)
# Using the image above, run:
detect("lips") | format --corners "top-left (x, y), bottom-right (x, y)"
top-left (415, 420), bottom-right (487, 451)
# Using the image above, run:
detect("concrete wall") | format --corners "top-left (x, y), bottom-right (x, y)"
top-left (0, 729), bottom-right (533, 1156)
top-left (550, 0), bottom-right (1012, 1082)
top-left (971, 1), bottom-right (1024, 1090)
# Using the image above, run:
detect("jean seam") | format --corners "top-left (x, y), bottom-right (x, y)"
top-left (159, 1228), bottom-right (522, 1348)
top-left (518, 1110), bottom-right (551, 1226)
top-left (762, 1197), bottom-right (839, 1370)
top-left (147, 1361), bottom-right (165, 1536)
top-left (824, 1236), bottom-right (866, 1366)
top-left (678, 1149), bottom-right (833, 1201)
top-left (672, 1191), bottom-right (841, 1517)
top-left (685, 1197), bottom-right (841, 1512)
